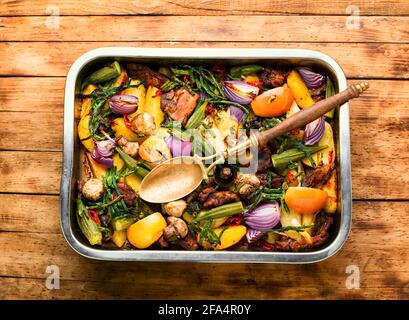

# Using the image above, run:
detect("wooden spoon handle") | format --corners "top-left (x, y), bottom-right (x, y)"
top-left (257, 81), bottom-right (369, 146)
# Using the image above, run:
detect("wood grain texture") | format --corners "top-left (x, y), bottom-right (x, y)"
top-left (0, 201), bottom-right (408, 300)
top-left (0, 151), bottom-right (61, 194)
top-left (2, 0), bottom-right (409, 16)
top-left (1, 42), bottom-right (408, 78)
top-left (1, 16), bottom-right (409, 43)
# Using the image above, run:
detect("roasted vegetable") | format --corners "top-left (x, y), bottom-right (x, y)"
top-left (145, 86), bottom-right (165, 128)
top-left (303, 121), bottom-right (335, 167)
top-left (127, 212), bottom-right (167, 249)
top-left (78, 115), bottom-right (94, 152)
top-left (287, 70), bottom-right (315, 109)
top-left (76, 197), bottom-right (102, 246)
top-left (82, 61), bottom-right (121, 89)
top-left (321, 170), bottom-right (337, 214)
top-left (198, 225), bottom-right (247, 250)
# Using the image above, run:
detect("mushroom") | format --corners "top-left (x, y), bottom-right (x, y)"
top-left (235, 173), bottom-right (261, 197)
top-left (163, 200), bottom-right (187, 218)
top-left (163, 216), bottom-right (188, 242)
top-left (116, 136), bottom-right (139, 158)
top-left (131, 112), bottom-right (156, 136)
top-left (82, 178), bottom-right (104, 201)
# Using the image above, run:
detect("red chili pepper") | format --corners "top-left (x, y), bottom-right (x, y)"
top-left (246, 81), bottom-right (263, 87)
top-left (285, 171), bottom-right (297, 184)
top-left (224, 216), bottom-right (242, 226)
top-left (155, 88), bottom-right (162, 96)
top-left (88, 210), bottom-right (101, 225)
top-left (205, 105), bottom-right (216, 116)
top-left (123, 114), bottom-right (132, 128)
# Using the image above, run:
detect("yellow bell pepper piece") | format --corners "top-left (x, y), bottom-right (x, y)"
top-left (145, 86), bottom-right (164, 128)
top-left (111, 117), bottom-right (140, 142)
top-left (287, 70), bottom-right (315, 109)
top-left (198, 225), bottom-right (247, 250)
top-left (127, 212), bottom-right (167, 249)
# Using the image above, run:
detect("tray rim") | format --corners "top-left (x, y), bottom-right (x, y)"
top-left (61, 47), bottom-right (352, 263)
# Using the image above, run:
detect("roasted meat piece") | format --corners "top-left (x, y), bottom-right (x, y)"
top-left (198, 187), bottom-right (239, 209)
top-left (309, 82), bottom-right (326, 102)
top-left (117, 182), bottom-right (136, 207)
top-left (257, 146), bottom-right (273, 172)
top-left (302, 163), bottom-right (335, 188)
top-left (126, 63), bottom-right (168, 88)
top-left (260, 67), bottom-right (287, 87)
top-left (161, 87), bottom-right (199, 125)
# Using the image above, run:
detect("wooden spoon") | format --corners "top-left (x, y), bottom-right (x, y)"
top-left (139, 82), bottom-right (369, 203)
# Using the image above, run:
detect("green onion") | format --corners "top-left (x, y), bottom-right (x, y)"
top-left (271, 145), bottom-right (327, 168)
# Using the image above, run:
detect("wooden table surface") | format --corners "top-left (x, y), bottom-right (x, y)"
top-left (1, 0), bottom-right (409, 300)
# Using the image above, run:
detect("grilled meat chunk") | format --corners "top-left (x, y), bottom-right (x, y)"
top-left (260, 67), bottom-right (287, 87)
top-left (161, 87), bottom-right (199, 125)
top-left (273, 215), bottom-right (334, 251)
top-left (198, 187), bottom-right (240, 209)
top-left (257, 146), bottom-right (273, 172)
top-left (309, 82), bottom-right (326, 102)
top-left (117, 182), bottom-right (136, 207)
top-left (302, 163), bottom-right (335, 188)
top-left (177, 234), bottom-right (199, 251)
top-left (126, 63), bottom-right (168, 88)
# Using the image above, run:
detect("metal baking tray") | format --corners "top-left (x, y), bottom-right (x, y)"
top-left (61, 48), bottom-right (352, 263)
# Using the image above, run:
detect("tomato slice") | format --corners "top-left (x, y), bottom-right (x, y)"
top-left (284, 187), bottom-right (328, 215)
top-left (251, 85), bottom-right (294, 117)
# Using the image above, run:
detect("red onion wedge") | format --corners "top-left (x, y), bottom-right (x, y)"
top-left (244, 203), bottom-right (281, 231)
top-left (109, 95), bottom-right (138, 115)
top-left (303, 117), bottom-right (325, 145)
top-left (229, 106), bottom-right (245, 123)
top-left (223, 81), bottom-right (259, 105)
top-left (297, 68), bottom-right (325, 89)
top-left (165, 136), bottom-right (192, 157)
top-left (91, 140), bottom-right (115, 168)
top-left (246, 228), bottom-right (265, 243)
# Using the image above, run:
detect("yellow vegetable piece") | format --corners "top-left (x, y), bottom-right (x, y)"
top-left (80, 84), bottom-right (97, 118)
top-left (243, 74), bottom-right (260, 82)
top-left (287, 70), bottom-right (315, 109)
top-left (112, 152), bottom-right (142, 192)
top-left (78, 115), bottom-right (94, 152)
top-left (199, 225), bottom-right (247, 250)
top-left (214, 109), bottom-right (239, 140)
top-left (110, 70), bottom-right (128, 88)
top-left (112, 230), bottom-right (127, 248)
top-left (85, 152), bottom-right (107, 179)
top-left (111, 117), bottom-right (140, 142)
top-left (322, 170), bottom-right (337, 214)
top-left (121, 80), bottom-right (146, 119)
top-left (139, 135), bottom-right (171, 167)
top-left (197, 211), bottom-right (228, 228)
top-left (145, 86), bottom-right (164, 128)
top-left (303, 122), bottom-right (335, 167)
top-left (127, 212), bottom-right (167, 249)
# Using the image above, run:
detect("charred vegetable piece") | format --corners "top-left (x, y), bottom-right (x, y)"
top-left (271, 145), bottom-right (327, 168)
top-left (77, 197), bottom-right (102, 246)
top-left (214, 164), bottom-right (238, 186)
top-left (82, 61), bottom-right (121, 89)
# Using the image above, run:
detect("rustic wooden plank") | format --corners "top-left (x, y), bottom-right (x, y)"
top-left (0, 112), bottom-right (62, 151)
top-left (0, 194), bottom-right (60, 233)
top-left (0, 276), bottom-right (407, 300)
top-left (0, 77), bottom-right (65, 112)
top-left (1, 42), bottom-right (407, 78)
top-left (0, 201), bottom-right (408, 300)
top-left (1, 16), bottom-right (409, 43)
top-left (2, 0), bottom-right (408, 16)
top-left (0, 151), bottom-right (61, 194)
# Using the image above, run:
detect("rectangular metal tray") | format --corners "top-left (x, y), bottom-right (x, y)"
top-left (61, 48), bottom-right (352, 263)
